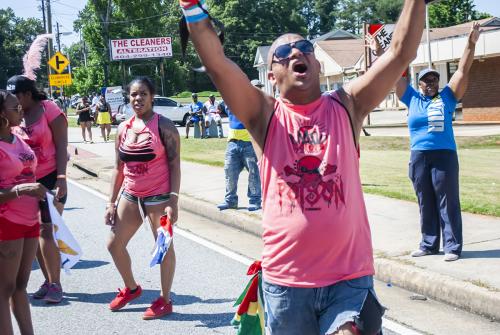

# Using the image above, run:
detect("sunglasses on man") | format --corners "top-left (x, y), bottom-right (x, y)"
top-left (270, 40), bottom-right (314, 68)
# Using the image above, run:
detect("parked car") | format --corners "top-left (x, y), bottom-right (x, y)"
top-left (153, 96), bottom-right (191, 126)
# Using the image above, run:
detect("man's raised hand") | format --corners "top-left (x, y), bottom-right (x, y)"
top-left (469, 22), bottom-right (481, 45)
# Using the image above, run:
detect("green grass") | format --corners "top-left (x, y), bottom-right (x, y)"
top-left (180, 137), bottom-right (227, 167)
top-left (180, 135), bottom-right (500, 217)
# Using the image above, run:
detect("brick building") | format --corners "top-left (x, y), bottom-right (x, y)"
top-left (411, 17), bottom-right (500, 121)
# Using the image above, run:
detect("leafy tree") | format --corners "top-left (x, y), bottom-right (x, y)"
top-left (0, 8), bottom-right (45, 88)
top-left (210, 0), bottom-right (307, 79)
top-left (428, 0), bottom-right (490, 28)
top-left (301, 0), bottom-right (341, 37)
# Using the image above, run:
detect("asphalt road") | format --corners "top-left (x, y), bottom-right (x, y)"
top-left (17, 181), bottom-right (411, 335)
top-left (23, 182), bottom-right (249, 335)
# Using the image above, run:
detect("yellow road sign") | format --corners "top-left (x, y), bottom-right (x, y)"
top-left (48, 52), bottom-right (70, 74)
top-left (49, 73), bottom-right (72, 86)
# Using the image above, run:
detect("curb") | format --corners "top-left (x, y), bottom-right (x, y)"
top-left (179, 194), bottom-right (263, 237)
top-left (72, 159), bottom-right (113, 182)
top-left (375, 258), bottom-right (500, 321)
top-left (71, 158), bottom-right (500, 321)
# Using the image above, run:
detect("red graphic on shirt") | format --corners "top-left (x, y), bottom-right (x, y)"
top-left (279, 157), bottom-right (344, 211)
top-left (289, 125), bottom-right (327, 155)
top-left (17, 126), bottom-right (48, 164)
top-left (128, 163), bottom-right (149, 176)
top-left (278, 125), bottom-right (345, 212)
top-left (16, 152), bottom-right (36, 183)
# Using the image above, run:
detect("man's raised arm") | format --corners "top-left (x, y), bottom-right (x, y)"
top-left (341, 0), bottom-right (427, 132)
top-left (180, 1), bottom-right (272, 149)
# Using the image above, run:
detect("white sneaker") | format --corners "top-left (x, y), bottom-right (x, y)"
top-left (444, 253), bottom-right (460, 262)
top-left (410, 249), bottom-right (434, 257)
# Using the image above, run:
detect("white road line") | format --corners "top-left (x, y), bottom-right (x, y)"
top-left (382, 319), bottom-right (423, 335)
top-left (68, 178), bottom-right (423, 335)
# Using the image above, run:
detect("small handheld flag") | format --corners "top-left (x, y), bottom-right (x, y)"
top-left (150, 215), bottom-right (173, 267)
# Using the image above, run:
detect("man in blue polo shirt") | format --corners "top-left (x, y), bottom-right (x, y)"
top-left (185, 93), bottom-right (205, 139)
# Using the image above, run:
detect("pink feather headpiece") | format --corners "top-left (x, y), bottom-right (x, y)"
top-left (22, 34), bottom-right (54, 81)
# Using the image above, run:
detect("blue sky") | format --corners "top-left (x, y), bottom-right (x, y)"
top-left (3, 0), bottom-right (500, 47)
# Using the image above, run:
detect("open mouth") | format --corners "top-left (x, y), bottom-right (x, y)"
top-left (293, 62), bottom-right (308, 74)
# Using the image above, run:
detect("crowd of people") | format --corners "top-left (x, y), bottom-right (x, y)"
top-left (0, 0), bottom-right (481, 333)
top-left (75, 92), bottom-right (113, 143)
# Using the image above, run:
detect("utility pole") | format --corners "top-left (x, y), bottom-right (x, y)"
top-left (41, 0), bottom-right (51, 93)
top-left (425, 5), bottom-right (432, 68)
top-left (80, 31), bottom-right (88, 67)
top-left (56, 22), bottom-right (61, 51)
top-left (99, 0), bottom-right (112, 87)
top-left (46, 0), bottom-right (53, 97)
top-left (41, 0), bottom-right (46, 31)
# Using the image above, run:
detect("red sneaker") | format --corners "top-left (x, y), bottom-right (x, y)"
top-left (109, 285), bottom-right (142, 311)
top-left (143, 297), bottom-right (173, 320)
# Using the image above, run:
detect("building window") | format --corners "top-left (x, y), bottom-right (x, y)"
top-left (447, 61), bottom-right (459, 81)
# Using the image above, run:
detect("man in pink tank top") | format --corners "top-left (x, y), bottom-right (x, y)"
top-left (181, 0), bottom-right (429, 333)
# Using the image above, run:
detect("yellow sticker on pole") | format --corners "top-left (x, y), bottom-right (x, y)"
top-left (49, 73), bottom-right (72, 86)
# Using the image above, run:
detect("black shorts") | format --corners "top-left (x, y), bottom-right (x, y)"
top-left (78, 111), bottom-right (92, 123)
top-left (37, 170), bottom-right (68, 204)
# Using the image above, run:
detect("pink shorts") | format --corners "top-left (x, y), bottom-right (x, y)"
top-left (0, 217), bottom-right (40, 241)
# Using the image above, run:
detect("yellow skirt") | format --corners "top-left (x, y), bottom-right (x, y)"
top-left (96, 112), bottom-right (111, 125)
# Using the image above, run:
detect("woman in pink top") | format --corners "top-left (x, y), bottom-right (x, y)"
top-left (7, 75), bottom-right (68, 304)
top-left (182, 0), bottom-right (427, 333)
top-left (104, 77), bottom-right (180, 320)
top-left (0, 90), bottom-right (47, 335)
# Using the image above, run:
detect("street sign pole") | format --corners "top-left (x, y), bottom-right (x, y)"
top-left (46, 0), bottom-right (53, 97)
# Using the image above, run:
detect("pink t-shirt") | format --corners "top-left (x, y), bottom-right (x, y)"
top-left (118, 113), bottom-right (170, 197)
top-left (0, 135), bottom-right (38, 226)
top-left (259, 93), bottom-right (374, 288)
top-left (14, 100), bottom-right (67, 179)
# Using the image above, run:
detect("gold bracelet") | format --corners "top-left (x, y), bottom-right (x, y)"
top-left (56, 174), bottom-right (66, 179)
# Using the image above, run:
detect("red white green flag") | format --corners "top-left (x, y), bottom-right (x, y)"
top-left (231, 261), bottom-right (264, 335)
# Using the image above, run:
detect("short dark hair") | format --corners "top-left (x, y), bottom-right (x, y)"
top-left (127, 76), bottom-right (156, 96)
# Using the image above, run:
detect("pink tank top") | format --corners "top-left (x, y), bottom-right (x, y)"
top-left (119, 113), bottom-right (170, 197)
top-left (0, 135), bottom-right (38, 226)
top-left (14, 100), bottom-right (66, 179)
top-left (259, 93), bottom-right (374, 288)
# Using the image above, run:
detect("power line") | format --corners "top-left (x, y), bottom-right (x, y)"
top-left (100, 11), bottom-right (172, 24)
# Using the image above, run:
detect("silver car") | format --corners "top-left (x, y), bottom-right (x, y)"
top-left (153, 96), bottom-right (191, 126)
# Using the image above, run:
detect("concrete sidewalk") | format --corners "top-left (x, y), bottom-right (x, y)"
top-left (67, 127), bottom-right (500, 321)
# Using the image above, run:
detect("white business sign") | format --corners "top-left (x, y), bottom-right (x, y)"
top-left (110, 37), bottom-right (172, 60)
top-left (370, 24), bottom-right (395, 62)
top-left (105, 86), bottom-right (124, 114)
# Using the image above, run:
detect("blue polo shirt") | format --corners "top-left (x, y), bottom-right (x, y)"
top-left (190, 101), bottom-right (204, 114)
top-left (401, 84), bottom-right (458, 151)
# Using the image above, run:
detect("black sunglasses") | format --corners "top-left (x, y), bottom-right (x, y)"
top-left (273, 40), bottom-right (314, 60)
